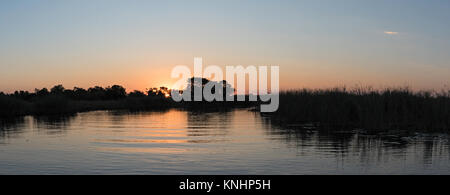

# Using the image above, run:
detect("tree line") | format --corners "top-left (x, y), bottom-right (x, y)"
top-left (1, 85), bottom-right (170, 101)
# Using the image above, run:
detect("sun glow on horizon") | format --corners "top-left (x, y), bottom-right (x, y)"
top-left (1, 1), bottom-right (450, 92)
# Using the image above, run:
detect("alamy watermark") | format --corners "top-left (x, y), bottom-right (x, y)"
top-left (170, 57), bottom-right (279, 112)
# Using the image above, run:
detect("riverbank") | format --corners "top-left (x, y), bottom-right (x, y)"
top-left (265, 87), bottom-right (450, 132)
top-left (0, 94), bottom-right (257, 117)
top-left (2, 86), bottom-right (450, 132)
top-left (0, 95), bottom-right (174, 117)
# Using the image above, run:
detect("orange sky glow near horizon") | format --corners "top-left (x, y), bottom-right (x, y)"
top-left (1, 1), bottom-right (450, 93)
top-left (1, 56), bottom-right (450, 94)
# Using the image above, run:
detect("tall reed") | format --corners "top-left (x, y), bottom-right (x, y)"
top-left (267, 87), bottom-right (450, 131)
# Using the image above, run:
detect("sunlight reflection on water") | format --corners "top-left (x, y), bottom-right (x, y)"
top-left (0, 109), bottom-right (449, 174)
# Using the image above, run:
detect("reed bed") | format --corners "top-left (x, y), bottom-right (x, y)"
top-left (267, 87), bottom-right (450, 131)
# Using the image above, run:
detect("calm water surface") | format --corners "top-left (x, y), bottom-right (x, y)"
top-left (1, 109), bottom-right (449, 174)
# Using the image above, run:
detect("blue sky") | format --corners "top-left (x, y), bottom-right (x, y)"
top-left (1, 0), bottom-right (449, 92)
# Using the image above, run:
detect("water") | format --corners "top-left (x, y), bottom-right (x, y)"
top-left (0, 109), bottom-right (449, 174)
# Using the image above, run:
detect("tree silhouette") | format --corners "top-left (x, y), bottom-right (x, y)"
top-left (105, 85), bottom-right (127, 99)
top-left (185, 77), bottom-right (234, 101)
top-left (129, 90), bottom-right (146, 97)
top-left (50, 85), bottom-right (65, 95)
top-left (35, 88), bottom-right (50, 97)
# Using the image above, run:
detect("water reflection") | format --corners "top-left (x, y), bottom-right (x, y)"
top-left (0, 117), bottom-right (27, 142)
top-left (34, 114), bottom-right (76, 135)
top-left (0, 109), bottom-right (449, 174)
top-left (186, 111), bottom-right (233, 137)
top-left (263, 116), bottom-right (450, 168)
top-left (88, 110), bottom-right (236, 156)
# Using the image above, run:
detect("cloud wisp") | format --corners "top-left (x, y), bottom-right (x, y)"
top-left (384, 31), bottom-right (399, 35)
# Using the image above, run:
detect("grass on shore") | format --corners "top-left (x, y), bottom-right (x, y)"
top-left (2, 86), bottom-right (450, 132)
top-left (266, 87), bottom-right (450, 131)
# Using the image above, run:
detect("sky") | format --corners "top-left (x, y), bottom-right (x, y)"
top-left (1, 0), bottom-right (450, 92)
